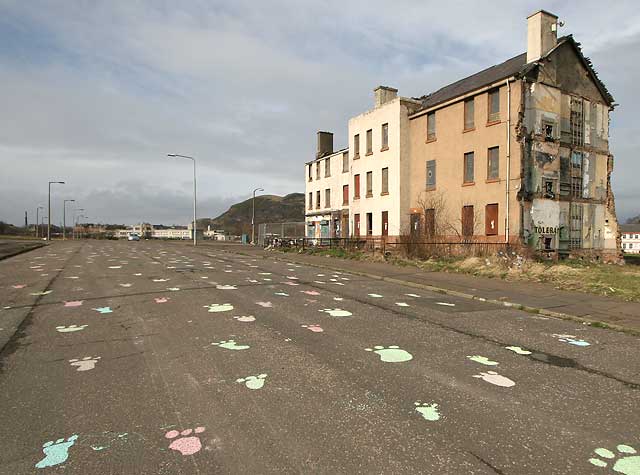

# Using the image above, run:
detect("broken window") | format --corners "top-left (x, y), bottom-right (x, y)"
top-left (316, 190), bottom-right (320, 209)
top-left (488, 89), bottom-right (500, 122)
top-left (570, 97), bottom-right (584, 146)
top-left (569, 202), bottom-right (583, 249)
top-left (366, 212), bottom-right (373, 236)
top-left (571, 152), bottom-right (583, 199)
top-left (543, 121), bottom-right (555, 141)
top-left (543, 179), bottom-right (555, 199)
top-left (487, 147), bottom-right (499, 180)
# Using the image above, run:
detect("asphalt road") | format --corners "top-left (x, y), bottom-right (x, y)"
top-left (0, 240), bottom-right (639, 474)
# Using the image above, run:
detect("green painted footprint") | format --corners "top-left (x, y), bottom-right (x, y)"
top-left (236, 374), bottom-right (267, 389)
top-left (414, 402), bottom-right (440, 421)
top-left (589, 444), bottom-right (639, 474)
top-left (467, 355), bottom-right (499, 366)
top-left (35, 434), bottom-right (79, 468)
top-left (365, 345), bottom-right (413, 363)
top-left (211, 340), bottom-right (250, 350)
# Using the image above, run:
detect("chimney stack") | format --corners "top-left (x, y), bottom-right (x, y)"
top-left (374, 86), bottom-right (398, 108)
top-left (316, 131), bottom-right (333, 159)
top-left (527, 10), bottom-right (558, 63)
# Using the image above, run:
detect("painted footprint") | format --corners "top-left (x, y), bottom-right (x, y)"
top-left (63, 300), bottom-right (83, 307)
top-left (414, 402), bottom-right (441, 421)
top-left (589, 444), bottom-right (639, 474)
top-left (204, 303), bottom-right (234, 312)
top-left (274, 292), bottom-right (289, 297)
top-left (155, 297), bottom-right (170, 304)
top-left (473, 371), bottom-right (515, 387)
top-left (152, 278), bottom-right (169, 282)
top-left (233, 315), bottom-right (256, 322)
top-left (395, 302), bottom-right (410, 307)
top-left (436, 302), bottom-right (455, 307)
top-left (56, 325), bottom-right (88, 333)
top-left (69, 356), bottom-right (101, 371)
top-left (505, 346), bottom-right (532, 355)
top-left (365, 345), bottom-right (413, 363)
top-left (30, 290), bottom-right (52, 296)
top-left (301, 290), bottom-right (320, 296)
top-left (12, 284), bottom-right (26, 289)
top-left (165, 427), bottom-right (205, 456)
top-left (211, 339), bottom-right (250, 350)
top-left (167, 287), bottom-right (180, 291)
top-left (553, 334), bottom-right (591, 347)
top-left (119, 283), bottom-right (132, 287)
top-left (35, 434), bottom-right (79, 468)
top-left (256, 301), bottom-right (273, 308)
top-left (368, 293), bottom-right (383, 298)
top-left (216, 284), bottom-right (237, 290)
top-left (319, 308), bottom-right (352, 317)
top-left (93, 306), bottom-right (113, 314)
top-left (467, 355), bottom-right (499, 366)
top-left (236, 374), bottom-right (267, 390)
top-left (302, 324), bottom-right (324, 332)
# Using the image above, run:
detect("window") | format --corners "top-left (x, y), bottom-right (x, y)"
top-left (316, 190), bottom-right (320, 209)
top-left (485, 203), bottom-right (498, 236)
top-left (308, 164), bottom-right (312, 182)
top-left (354, 134), bottom-right (360, 158)
top-left (324, 157), bottom-right (331, 177)
top-left (462, 205), bottom-right (474, 237)
top-left (366, 129), bottom-right (373, 155)
top-left (571, 151), bottom-right (583, 198)
top-left (354, 174), bottom-right (360, 199)
top-left (325, 189), bottom-right (331, 208)
top-left (464, 152), bottom-right (474, 184)
top-left (426, 160), bottom-right (436, 189)
top-left (488, 89), bottom-right (500, 122)
top-left (487, 147), bottom-right (499, 180)
top-left (354, 213), bottom-right (360, 236)
top-left (366, 171), bottom-right (373, 197)
top-left (381, 167), bottom-right (389, 194)
top-left (570, 97), bottom-right (584, 145)
top-left (366, 213), bottom-right (373, 236)
top-left (381, 123), bottom-right (389, 150)
top-left (342, 152), bottom-right (349, 173)
top-left (315, 161), bottom-right (320, 180)
top-left (382, 211), bottom-right (388, 236)
top-left (308, 192), bottom-right (312, 210)
top-left (427, 112), bottom-right (436, 141)
top-left (342, 185), bottom-right (349, 205)
top-left (543, 120), bottom-right (555, 141)
top-left (425, 209), bottom-right (435, 237)
top-left (464, 98), bottom-right (475, 130)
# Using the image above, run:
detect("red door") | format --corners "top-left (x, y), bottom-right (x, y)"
top-left (382, 211), bottom-right (388, 236)
top-left (354, 214), bottom-right (360, 237)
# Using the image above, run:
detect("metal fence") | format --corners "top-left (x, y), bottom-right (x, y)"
top-left (257, 222), bottom-right (306, 246)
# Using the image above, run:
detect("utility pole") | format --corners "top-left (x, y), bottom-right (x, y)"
top-left (167, 154), bottom-right (197, 246)
top-left (252, 187), bottom-right (264, 245)
top-left (35, 206), bottom-right (43, 238)
top-left (47, 181), bottom-right (65, 241)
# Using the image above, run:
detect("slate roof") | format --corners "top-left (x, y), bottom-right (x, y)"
top-left (413, 35), bottom-right (614, 113)
top-left (620, 224), bottom-right (640, 233)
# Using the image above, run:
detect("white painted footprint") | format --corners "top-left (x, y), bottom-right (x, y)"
top-left (216, 285), bottom-right (237, 290)
top-left (56, 325), bottom-right (88, 333)
top-left (233, 315), bottom-right (256, 322)
top-left (69, 356), bottom-right (101, 371)
top-left (204, 304), bottom-right (234, 313)
top-left (365, 345), bottom-right (413, 363)
top-left (505, 346), bottom-right (532, 355)
top-left (236, 374), bottom-right (267, 389)
top-left (211, 339), bottom-right (250, 350)
top-left (473, 371), bottom-right (515, 387)
top-left (319, 308), bottom-right (352, 317)
top-left (414, 401), bottom-right (440, 421)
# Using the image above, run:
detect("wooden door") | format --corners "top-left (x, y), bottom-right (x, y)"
top-left (382, 211), bottom-right (388, 236)
top-left (485, 204), bottom-right (498, 236)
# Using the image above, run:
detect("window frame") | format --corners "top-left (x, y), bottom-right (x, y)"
top-left (316, 190), bottom-right (320, 209)
top-left (381, 123), bottom-right (389, 151)
top-left (463, 152), bottom-right (475, 184)
top-left (426, 112), bottom-right (436, 141)
top-left (354, 134), bottom-right (360, 159)
top-left (308, 192), bottom-right (312, 210)
top-left (325, 188), bottom-right (331, 208)
top-left (487, 89), bottom-right (500, 123)
top-left (353, 174), bottom-right (360, 199)
top-left (426, 160), bottom-right (436, 189)
top-left (464, 98), bottom-right (475, 131)
top-left (342, 152), bottom-right (349, 173)
top-left (487, 146), bottom-right (499, 181)
top-left (315, 161), bottom-right (320, 180)
top-left (381, 167), bottom-right (389, 195)
top-left (324, 157), bottom-right (331, 178)
top-left (366, 129), bottom-right (373, 155)
top-left (366, 171), bottom-right (373, 198)
top-left (342, 184), bottom-right (349, 205)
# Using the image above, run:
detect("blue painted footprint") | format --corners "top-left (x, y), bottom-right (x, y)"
top-left (589, 444), bottom-right (639, 474)
top-left (365, 345), bottom-right (413, 363)
top-left (211, 340), bottom-right (250, 350)
top-left (35, 434), bottom-right (78, 468)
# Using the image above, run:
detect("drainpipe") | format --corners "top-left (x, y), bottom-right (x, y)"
top-left (505, 78), bottom-right (511, 244)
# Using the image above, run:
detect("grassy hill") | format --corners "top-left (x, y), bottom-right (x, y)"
top-left (198, 193), bottom-right (304, 235)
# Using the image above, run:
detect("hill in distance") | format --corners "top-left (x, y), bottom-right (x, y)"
top-left (198, 193), bottom-right (304, 236)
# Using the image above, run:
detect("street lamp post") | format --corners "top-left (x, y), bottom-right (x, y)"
top-left (252, 187), bottom-right (264, 245)
top-left (47, 181), bottom-right (65, 241)
top-left (63, 199), bottom-right (75, 240)
top-left (35, 206), bottom-right (44, 238)
top-left (167, 154), bottom-right (197, 246)
top-left (73, 208), bottom-right (84, 240)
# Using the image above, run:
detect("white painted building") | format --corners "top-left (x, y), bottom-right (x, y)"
top-left (620, 224), bottom-right (640, 254)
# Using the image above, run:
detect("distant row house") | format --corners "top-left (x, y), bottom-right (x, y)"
top-left (305, 10), bottom-right (621, 261)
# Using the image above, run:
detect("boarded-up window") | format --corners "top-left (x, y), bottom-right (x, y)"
top-left (366, 171), bottom-right (373, 197)
top-left (464, 152), bottom-right (474, 183)
top-left (354, 174), bottom-right (360, 199)
top-left (427, 112), bottom-right (436, 140)
top-left (354, 134), bottom-right (360, 158)
top-left (488, 89), bottom-right (500, 122)
top-left (366, 213), bottom-right (373, 236)
top-left (426, 160), bottom-right (436, 189)
top-left (485, 203), bottom-right (498, 236)
top-left (382, 211), bottom-right (388, 236)
top-left (316, 190), bottom-right (320, 209)
top-left (487, 147), bottom-right (499, 180)
top-left (324, 157), bottom-right (330, 177)
top-left (342, 152), bottom-right (349, 173)
top-left (425, 209), bottom-right (435, 237)
top-left (462, 205), bottom-right (474, 237)
top-left (366, 129), bottom-right (373, 154)
top-left (464, 98), bottom-right (475, 130)
top-left (342, 185), bottom-right (349, 205)
top-left (354, 213), bottom-right (360, 236)
top-left (381, 167), bottom-right (389, 194)
top-left (308, 192), bottom-right (312, 209)
top-left (325, 188), bottom-right (331, 208)
top-left (381, 123), bottom-right (389, 150)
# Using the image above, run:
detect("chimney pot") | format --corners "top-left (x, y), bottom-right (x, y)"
top-left (527, 10), bottom-right (558, 63)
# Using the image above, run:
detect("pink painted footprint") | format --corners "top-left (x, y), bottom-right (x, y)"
top-left (154, 297), bottom-right (170, 304)
top-left (64, 301), bottom-right (83, 307)
top-left (165, 427), bottom-right (205, 455)
top-left (301, 324), bottom-right (323, 332)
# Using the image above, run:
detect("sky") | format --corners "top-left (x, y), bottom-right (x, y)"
top-left (1, 0), bottom-right (639, 227)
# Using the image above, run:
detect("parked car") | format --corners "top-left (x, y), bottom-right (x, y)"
top-left (127, 234), bottom-right (140, 241)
